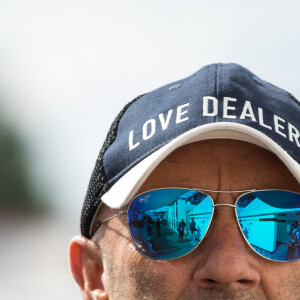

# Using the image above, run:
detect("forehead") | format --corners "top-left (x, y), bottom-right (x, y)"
top-left (138, 139), bottom-right (300, 192)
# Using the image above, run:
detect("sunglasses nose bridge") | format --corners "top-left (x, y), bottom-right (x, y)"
top-left (213, 203), bottom-right (236, 208)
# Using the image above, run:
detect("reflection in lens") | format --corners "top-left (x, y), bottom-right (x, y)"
top-left (128, 188), bottom-right (213, 260)
top-left (236, 190), bottom-right (300, 262)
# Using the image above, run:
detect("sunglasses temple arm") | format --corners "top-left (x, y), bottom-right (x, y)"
top-left (92, 210), bottom-right (128, 236)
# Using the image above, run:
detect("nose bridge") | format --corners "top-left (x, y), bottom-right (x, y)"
top-left (210, 197), bottom-right (243, 248)
top-left (193, 196), bottom-right (260, 290)
top-left (210, 202), bottom-right (242, 244)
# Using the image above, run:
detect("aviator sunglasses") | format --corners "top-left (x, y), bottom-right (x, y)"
top-left (93, 188), bottom-right (300, 262)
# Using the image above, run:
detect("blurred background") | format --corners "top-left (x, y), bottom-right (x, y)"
top-left (0, 0), bottom-right (299, 299)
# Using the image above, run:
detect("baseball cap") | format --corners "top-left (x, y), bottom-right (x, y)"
top-left (81, 63), bottom-right (300, 238)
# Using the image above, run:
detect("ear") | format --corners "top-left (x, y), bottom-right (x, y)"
top-left (69, 236), bottom-right (109, 300)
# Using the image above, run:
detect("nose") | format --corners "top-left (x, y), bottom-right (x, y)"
top-left (193, 206), bottom-right (261, 291)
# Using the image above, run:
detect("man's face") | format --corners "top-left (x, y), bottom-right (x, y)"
top-left (71, 140), bottom-right (300, 300)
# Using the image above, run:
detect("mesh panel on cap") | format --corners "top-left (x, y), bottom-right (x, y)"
top-left (80, 94), bottom-right (145, 238)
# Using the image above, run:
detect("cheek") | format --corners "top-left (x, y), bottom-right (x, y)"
top-left (115, 238), bottom-right (144, 266)
top-left (259, 261), bottom-right (300, 297)
top-left (261, 260), bottom-right (300, 278)
top-left (102, 221), bottom-right (194, 299)
top-left (101, 217), bottom-right (148, 271)
top-left (106, 225), bottom-right (190, 283)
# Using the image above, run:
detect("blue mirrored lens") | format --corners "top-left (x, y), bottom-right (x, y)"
top-left (128, 188), bottom-right (213, 260)
top-left (237, 190), bottom-right (300, 262)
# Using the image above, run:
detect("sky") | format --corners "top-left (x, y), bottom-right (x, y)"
top-left (0, 1), bottom-right (299, 298)
top-left (0, 0), bottom-right (299, 217)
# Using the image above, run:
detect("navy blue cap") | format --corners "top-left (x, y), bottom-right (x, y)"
top-left (81, 63), bottom-right (300, 238)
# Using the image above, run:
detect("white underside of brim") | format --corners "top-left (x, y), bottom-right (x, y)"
top-left (90, 122), bottom-right (300, 236)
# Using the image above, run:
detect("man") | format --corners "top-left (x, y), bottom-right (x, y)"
top-left (286, 220), bottom-right (300, 260)
top-left (70, 63), bottom-right (300, 299)
top-left (178, 218), bottom-right (186, 243)
top-left (155, 218), bottom-right (161, 236)
top-left (189, 218), bottom-right (197, 245)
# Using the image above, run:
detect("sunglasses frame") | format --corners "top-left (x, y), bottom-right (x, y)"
top-left (92, 188), bottom-right (300, 263)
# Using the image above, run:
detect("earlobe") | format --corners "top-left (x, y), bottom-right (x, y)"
top-left (90, 290), bottom-right (109, 300)
top-left (69, 236), bottom-right (109, 300)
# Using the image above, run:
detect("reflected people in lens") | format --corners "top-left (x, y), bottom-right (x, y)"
top-left (128, 189), bottom-right (213, 259)
top-left (286, 221), bottom-right (300, 261)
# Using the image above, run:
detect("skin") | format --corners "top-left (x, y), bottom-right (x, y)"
top-left (70, 140), bottom-right (300, 300)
